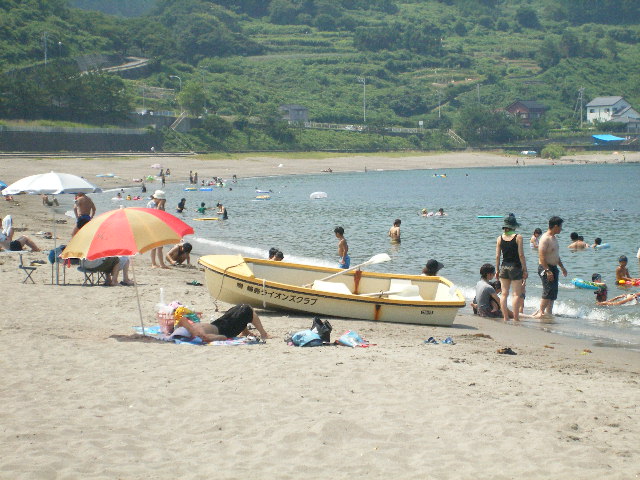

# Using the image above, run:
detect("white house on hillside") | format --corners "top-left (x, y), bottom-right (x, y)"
top-left (586, 96), bottom-right (640, 123)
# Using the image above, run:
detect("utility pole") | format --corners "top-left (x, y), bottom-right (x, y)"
top-left (357, 76), bottom-right (366, 123)
top-left (43, 32), bottom-right (48, 67)
top-left (579, 87), bottom-right (584, 128)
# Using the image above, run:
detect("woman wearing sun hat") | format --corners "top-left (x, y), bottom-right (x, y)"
top-left (148, 190), bottom-right (168, 268)
top-left (495, 213), bottom-right (528, 322)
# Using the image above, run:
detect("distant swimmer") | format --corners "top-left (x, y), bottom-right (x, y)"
top-left (568, 232), bottom-right (588, 250)
top-left (434, 208), bottom-right (447, 216)
top-left (216, 202), bottom-right (228, 220)
top-left (421, 208), bottom-right (433, 217)
top-left (530, 228), bottom-right (542, 249)
top-left (388, 219), bottom-right (401, 243)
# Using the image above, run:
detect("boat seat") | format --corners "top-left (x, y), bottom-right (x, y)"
top-left (388, 279), bottom-right (423, 301)
top-left (311, 280), bottom-right (352, 295)
top-left (389, 278), bottom-right (412, 289)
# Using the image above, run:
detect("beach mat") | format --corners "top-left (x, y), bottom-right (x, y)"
top-left (132, 326), bottom-right (264, 345)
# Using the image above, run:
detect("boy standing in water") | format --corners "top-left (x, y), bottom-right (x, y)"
top-left (334, 226), bottom-right (350, 269)
top-left (388, 219), bottom-right (401, 243)
top-left (616, 255), bottom-right (633, 283)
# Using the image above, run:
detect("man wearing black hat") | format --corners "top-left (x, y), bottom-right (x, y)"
top-left (534, 216), bottom-right (567, 318)
top-left (422, 259), bottom-right (444, 276)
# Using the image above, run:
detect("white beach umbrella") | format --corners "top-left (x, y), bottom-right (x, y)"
top-left (1, 172), bottom-right (101, 284)
top-left (1, 171), bottom-right (102, 195)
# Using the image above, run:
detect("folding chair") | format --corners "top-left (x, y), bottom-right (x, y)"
top-left (18, 253), bottom-right (37, 284)
top-left (77, 257), bottom-right (117, 286)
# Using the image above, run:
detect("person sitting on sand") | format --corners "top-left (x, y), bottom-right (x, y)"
top-left (166, 242), bottom-right (192, 266)
top-left (174, 304), bottom-right (272, 342)
top-left (473, 264), bottom-right (503, 318)
top-left (0, 215), bottom-right (41, 252)
top-left (41, 194), bottom-right (59, 207)
top-left (268, 247), bottom-right (279, 260)
top-left (274, 250), bottom-right (284, 261)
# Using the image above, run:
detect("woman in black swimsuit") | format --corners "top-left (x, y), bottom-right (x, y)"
top-left (495, 214), bottom-right (528, 322)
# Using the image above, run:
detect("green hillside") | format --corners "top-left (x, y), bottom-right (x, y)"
top-left (1, 0), bottom-right (639, 151)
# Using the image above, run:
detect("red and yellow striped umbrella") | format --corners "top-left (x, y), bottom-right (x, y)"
top-left (62, 207), bottom-right (194, 260)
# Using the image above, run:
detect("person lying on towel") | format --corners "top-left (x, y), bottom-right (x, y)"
top-left (175, 304), bottom-right (272, 342)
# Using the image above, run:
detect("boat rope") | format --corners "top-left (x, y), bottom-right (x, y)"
top-left (213, 261), bottom-right (246, 313)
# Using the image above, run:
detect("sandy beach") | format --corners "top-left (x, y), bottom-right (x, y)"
top-left (1, 151), bottom-right (638, 479)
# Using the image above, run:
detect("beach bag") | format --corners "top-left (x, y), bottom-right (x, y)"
top-left (310, 317), bottom-right (332, 343)
top-left (291, 329), bottom-right (323, 347)
top-left (337, 330), bottom-right (370, 348)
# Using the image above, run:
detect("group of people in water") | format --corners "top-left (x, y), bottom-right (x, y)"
top-left (421, 208), bottom-right (447, 217)
top-left (473, 213), bottom-right (639, 321)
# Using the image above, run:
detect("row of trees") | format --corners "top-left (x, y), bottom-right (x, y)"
top-left (0, 65), bottom-right (131, 122)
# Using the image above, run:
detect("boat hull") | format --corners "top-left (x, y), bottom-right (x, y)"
top-left (199, 255), bottom-right (465, 326)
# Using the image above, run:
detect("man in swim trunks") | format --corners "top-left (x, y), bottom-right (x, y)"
top-left (175, 304), bottom-right (271, 342)
top-left (334, 226), bottom-right (350, 269)
top-left (388, 219), bottom-right (401, 243)
top-left (534, 216), bottom-right (567, 318)
top-left (72, 192), bottom-right (96, 236)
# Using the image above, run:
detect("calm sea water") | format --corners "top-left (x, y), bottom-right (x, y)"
top-left (97, 163), bottom-right (640, 350)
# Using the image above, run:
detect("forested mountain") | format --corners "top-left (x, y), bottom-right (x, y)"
top-left (71, 0), bottom-right (156, 17)
top-left (1, 0), bottom-right (639, 150)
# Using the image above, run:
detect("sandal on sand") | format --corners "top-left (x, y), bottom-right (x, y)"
top-left (187, 280), bottom-right (203, 286)
top-left (442, 337), bottom-right (455, 344)
top-left (424, 337), bottom-right (439, 344)
top-left (120, 281), bottom-right (134, 286)
top-left (497, 347), bottom-right (517, 355)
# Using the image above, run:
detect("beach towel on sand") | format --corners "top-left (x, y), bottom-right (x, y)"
top-left (133, 326), bottom-right (264, 345)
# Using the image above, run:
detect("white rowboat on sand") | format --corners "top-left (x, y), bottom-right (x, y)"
top-left (199, 255), bottom-right (466, 326)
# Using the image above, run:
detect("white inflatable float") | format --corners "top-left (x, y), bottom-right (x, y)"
top-left (310, 191), bottom-right (328, 199)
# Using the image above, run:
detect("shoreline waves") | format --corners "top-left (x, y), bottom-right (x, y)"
top-left (1, 151), bottom-right (638, 479)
